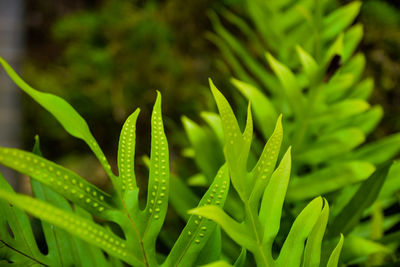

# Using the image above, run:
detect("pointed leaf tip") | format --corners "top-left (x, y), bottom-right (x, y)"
top-left (209, 79), bottom-right (220, 96)
top-left (286, 146), bottom-right (292, 155)
top-left (327, 234), bottom-right (344, 267)
top-left (276, 114), bottom-right (283, 129)
top-left (155, 90), bottom-right (162, 104)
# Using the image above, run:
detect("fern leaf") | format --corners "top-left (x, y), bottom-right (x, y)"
top-left (0, 147), bottom-right (114, 218)
top-left (259, 148), bottom-right (291, 249)
top-left (0, 57), bottom-right (115, 182)
top-left (118, 109), bottom-right (140, 193)
top-left (165, 165), bottom-right (229, 267)
top-left (0, 190), bottom-right (144, 267)
top-left (141, 92), bottom-right (170, 264)
top-left (249, 115), bottom-right (283, 206)
top-left (276, 197), bottom-right (323, 267)
top-left (189, 206), bottom-right (256, 251)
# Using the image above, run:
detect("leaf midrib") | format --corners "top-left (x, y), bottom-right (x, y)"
top-left (0, 240), bottom-right (49, 266)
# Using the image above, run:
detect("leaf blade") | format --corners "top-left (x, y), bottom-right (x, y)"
top-left (143, 92), bottom-right (170, 250)
top-left (166, 165), bottom-right (230, 267)
top-left (0, 57), bottom-right (115, 180)
top-left (276, 197), bottom-right (323, 267)
top-left (0, 147), bottom-right (113, 218)
top-left (189, 206), bottom-right (256, 251)
top-left (326, 234), bottom-right (344, 267)
top-left (259, 148), bottom-right (291, 249)
top-left (0, 190), bottom-right (144, 267)
top-left (118, 109), bottom-right (140, 192)
top-left (328, 163), bottom-right (391, 238)
top-left (302, 199), bottom-right (329, 267)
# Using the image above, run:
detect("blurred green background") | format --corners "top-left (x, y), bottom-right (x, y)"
top-left (1, 0), bottom-right (399, 189)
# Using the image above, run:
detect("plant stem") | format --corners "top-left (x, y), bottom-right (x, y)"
top-left (244, 201), bottom-right (274, 267)
top-left (116, 185), bottom-right (149, 267)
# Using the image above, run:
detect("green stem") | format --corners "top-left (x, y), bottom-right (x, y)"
top-left (116, 186), bottom-right (149, 267)
top-left (244, 201), bottom-right (274, 267)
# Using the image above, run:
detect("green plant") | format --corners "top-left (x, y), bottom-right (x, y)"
top-left (174, 0), bottom-right (400, 264)
top-left (0, 58), bottom-right (229, 266)
top-left (0, 58), bottom-right (347, 266)
top-left (209, 0), bottom-right (400, 195)
top-left (208, 0), bottom-right (400, 201)
top-left (190, 80), bottom-right (345, 267)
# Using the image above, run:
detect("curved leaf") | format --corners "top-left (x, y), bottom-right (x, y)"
top-left (143, 92), bottom-right (170, 249)
top-left (0, 58), bottom-right (115, 181)
top-left (249, 116), bottom-right (283, 206)
top-left (118, 109), bottom-right (140, 193)
top-left (259, 148), bottom-right (291, 248)
top-left (0, 190), bottom-right (144, 267)
top-left (302, 199), bottom-right (329, 267)
top-left (0, 147), bottom-right (113, 218)
top-left (189, 206), bottom-right (256, 251)
top-left (326, 234), bottom-right (344, 267)
top-left (276, 197), bottom-right (323, 267)
top-left (287, 161), bottom-right (375, 201)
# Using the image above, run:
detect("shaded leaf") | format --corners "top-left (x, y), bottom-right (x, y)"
top-left (297, 128), bottom-right (365, 165)
top-left (189, 206), bottom-right (256, 251)
top-left (266, 53), bottom-right (305, 117)
top-left (328, 163), bottom-right (391, 238)
top-left (322, 1), bottom-right (361, 41)
top-left (287, 161), bottom-right (375, 201)
top-left (346, 133), bottom-right (400, 165)
top-left (276, 197), bottom-right (323, 267)
top-left (232, 78), bottom-right (278, 138)
top-left (302, 199), bottom-right (329, 267)
top-left (326, 234), bottom-right (344, 267)
top-left (0, 147), bottom-right (113, 218)
top-left (0, 190), bottom-right (143, 267)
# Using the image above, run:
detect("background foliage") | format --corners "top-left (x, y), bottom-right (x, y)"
top-left (0, 0), bottom-right (399, 266)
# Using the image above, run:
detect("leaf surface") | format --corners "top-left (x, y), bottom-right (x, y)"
top-left (143, 92), bottom-right (170, 250)
top-left (276, 197), bottom-right (323, 267)
top-left (249, 116), bottom-right (283, 206)
top-left (326, 234), bottom-right (344, 267)
top-left (0, 190), bottom-right (144, 267)
top-left (266, 53), bottom-right (304, 117)
top-left (232, 78), bottom-right (278, 138)
top-left (328, 163), bottom-right (391, 238)
top-left (118, 109), bottom-right (140, 193)
top-left (0, 58), bottom-right (114, 180)
top-left (189, 206), bottom-right (256, 251)
top-left (302, 199), bottom-right (329, 267)
top-left (165, 165), bottom-right (229, 267)
top-left (0, 147), bottom-right (113, 218)
top-left (322, 1), bottom-right (361, 41)
top-left (259, 148), bottom-right (291, 249)
top-left (287, 161), bottom-right (375, 201)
